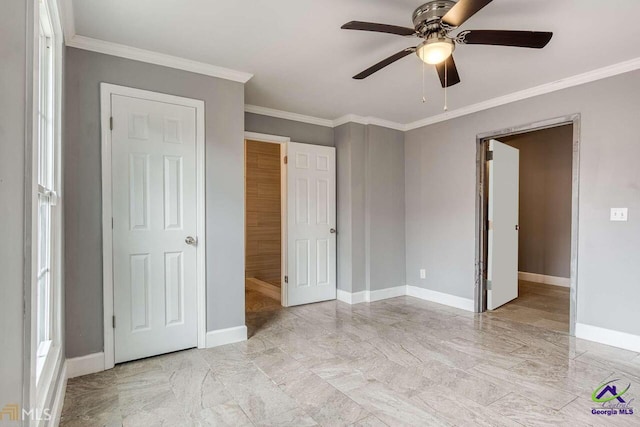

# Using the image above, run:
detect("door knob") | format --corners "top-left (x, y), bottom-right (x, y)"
top-left (330, 228), bottom-right (337, 234)
top-left (185, 236), bottom-right (197, 246)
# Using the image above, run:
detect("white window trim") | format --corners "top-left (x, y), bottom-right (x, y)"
top-left (29, 0), bottom-right (64, 424)
top-left (100, 83), bottom-right (207, 370)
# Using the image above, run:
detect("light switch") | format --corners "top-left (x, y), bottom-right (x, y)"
top-left (420, 269), bottom-right (426, 279)
top-left (610, 208), bottom-right (628, 222)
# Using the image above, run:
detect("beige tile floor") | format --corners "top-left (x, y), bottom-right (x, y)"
top-left (488, 280), bottom-right (570, 332)
top-left (61, 291), bottom-right (640, 426)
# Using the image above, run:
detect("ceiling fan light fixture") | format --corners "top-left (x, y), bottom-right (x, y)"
top-left (416, 38), bottom-right (455, 64)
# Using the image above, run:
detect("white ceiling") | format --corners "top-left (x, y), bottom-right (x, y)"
top-left (71, 0), bottom-right (640, 124)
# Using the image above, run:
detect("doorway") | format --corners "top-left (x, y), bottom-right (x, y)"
top-left (243, 134), bottom-right (338, 319)
top-left (475, 115), bottom-right (580, 335)
top-left (100, 84), bottom-right (206, 369)
top-left (245, 137), bottom-right (285, 314)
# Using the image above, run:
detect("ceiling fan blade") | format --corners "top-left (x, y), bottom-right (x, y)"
top-left (341, 21), bottom-right (416, 36)
top-left (435, 55), bottom-right (461, 88)
top-left (458, 30), bottom-right (553, 48)
top-left (353, 48), bottom-right (415, 80)
top-left (442, 0), bottom-right (493, 27)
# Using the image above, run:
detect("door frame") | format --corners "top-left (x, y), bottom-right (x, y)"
top-left (474, 114), bottom-right (581, 336)
top-left (243, 132), bottom-right (290, 306)
top-left (100, 83), bottom-right (206, 370)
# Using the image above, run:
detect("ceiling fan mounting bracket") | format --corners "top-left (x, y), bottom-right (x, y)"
top-left (412, 0), bottom-right (457, 36)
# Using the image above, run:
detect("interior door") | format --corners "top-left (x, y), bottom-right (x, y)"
top-left (286, 142), bottom-right (337, 306)
top-left (487, 139), bottom-right (520, 310)
top-left (111, 94), bottom-right (198, 363)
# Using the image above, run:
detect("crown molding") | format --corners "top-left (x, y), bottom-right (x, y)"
top-left (244, 106), bottom-right (407, 131)
top-left (333, 114), bottom-right (406, 131)
top-left (66, 35), bottom-right (253, 83)
top-left (245, 105), bottom-right (335, 128)
top-left (405, 56), bottom-right (640, 131)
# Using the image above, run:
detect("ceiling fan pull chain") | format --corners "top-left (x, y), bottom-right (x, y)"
top-left (422, 60), bottom-right (426, 103)
top-left (444, 60), bottom-right (448, 111)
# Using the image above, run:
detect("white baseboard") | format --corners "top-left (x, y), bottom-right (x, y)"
top-left (406, 285), bottom-right (475, 312)
top-left (205, 325), bottom-right (248, 348)
top-left (337, 286), bottom-right (404, 304)
top-left (50, 361), bottom-right (67, 426)
top-left (337, 285), bottom-right (474, 312)
top-left (337, 289), bottom-right (365, 304)
top-left (575, 323), bottom-right (640, 353)
top-left (518, 271), bottom-right (570, 287)
top-left (66, 352), bottom-right (105, 379)
top-left (368, 286), bottom-right (406, 302)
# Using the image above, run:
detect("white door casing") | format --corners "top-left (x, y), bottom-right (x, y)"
top-left (101, 84), bottom-right (205, 367)
top-left (487, 139), bottom-right (520, 310)
top-left (286, 142), bottom-right (337, 306)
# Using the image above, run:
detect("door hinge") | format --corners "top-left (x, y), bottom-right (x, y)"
top-left (486, 150), bottom-right (494, 161)
top-left (110, 117), bottom-right (114, 130)
top-left (112, 315), bottom-right (116, 328)
top-left (284, 155), bottom-right (288, 164)
top-left (284, 276), bottom-right (288, 283)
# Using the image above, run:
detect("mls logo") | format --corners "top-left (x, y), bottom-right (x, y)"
top-left (592, 380), bottom-right (630, 404)
top-left (591, 379), bottom-right (635, 417)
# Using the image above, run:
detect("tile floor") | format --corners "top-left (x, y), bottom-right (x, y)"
top-left (489, 280), bottom-right (570, 332)
top-left (61, 292), bottom-right (640, 426)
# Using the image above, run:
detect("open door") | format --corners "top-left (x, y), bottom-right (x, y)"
top-left (285, 142), bottom-right (336, 306)
top-left (487, 139), bottom-right (520, 310)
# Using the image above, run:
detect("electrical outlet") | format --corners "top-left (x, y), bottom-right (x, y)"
top-left (419, 269), bottom-right (426, 279)
top-left (610, 208), bottom-right (628, 222)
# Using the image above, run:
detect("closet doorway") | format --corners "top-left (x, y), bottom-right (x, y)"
top-left (245, 136), bottom-right (286, 313)
top-left (243, 132), bottom-right (338, 316)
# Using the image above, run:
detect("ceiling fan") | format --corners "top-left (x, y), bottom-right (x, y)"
top-left (342, 0), bottom-right (553, 87)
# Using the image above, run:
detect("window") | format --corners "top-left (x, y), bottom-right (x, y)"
top-left (35, 0), bottom-right (58, 382)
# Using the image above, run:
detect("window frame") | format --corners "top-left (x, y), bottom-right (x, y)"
top-left (29, 0), bottom-right (64, 422)
top-left (36, 5), bottom-right (55, 377)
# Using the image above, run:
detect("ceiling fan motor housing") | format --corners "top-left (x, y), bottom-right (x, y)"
top-left (412, 0), bottom-right (457, 36)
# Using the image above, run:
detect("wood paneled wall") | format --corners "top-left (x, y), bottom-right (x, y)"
top-left (245, 140), bottom-right (281, 286)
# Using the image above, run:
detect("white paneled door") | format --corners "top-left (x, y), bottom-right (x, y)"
top-left (111, 94), bottom-right (198, 363)
top-left (487, 139), bottom-right (520, 310)
top-left (286, 142), bottom-right (337, 306)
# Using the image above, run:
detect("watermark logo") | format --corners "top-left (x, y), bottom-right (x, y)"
top-left (0, 405), bottom-right (19, 421)
top-left (591, 379), bottom-right (635, 417)
top-left (0, 404), bottom-right (51, 423)
top-left (592, 380), bottom-right (630, 403)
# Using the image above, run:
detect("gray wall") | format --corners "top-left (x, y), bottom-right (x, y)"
top-left (405, 70), bottom-right (640, 336)
top-left (334, 123), bottom-right (366, 293)
top-left (65, 47), bottom-right (246, 358)
top-left (245, 112), bottom-right (334, 146)
top-left (0, 0), bottom-right (30, 411)
top-left (366, 126), bottom-right (406, 291)
top-left (334, 124), bottom-right (352, 292)
top-left (501, 125), bottom-right (573, 278)
top-left (335, 123), bottom-right (405, 294)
